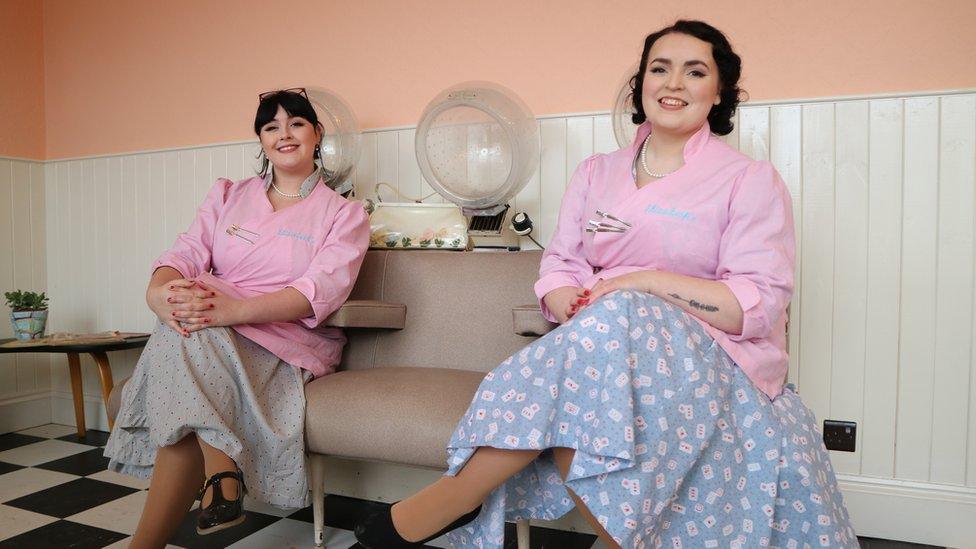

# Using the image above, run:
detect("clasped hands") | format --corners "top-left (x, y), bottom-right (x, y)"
top-left (545, 272), bottom-right (648, 324)
top-left (147, 279), bottom-right (241, 336)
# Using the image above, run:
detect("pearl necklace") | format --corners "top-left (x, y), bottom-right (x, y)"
top-left (271, 181), bottom-right (302, 199)
top-left (640, 135), bottom-right (677, 179)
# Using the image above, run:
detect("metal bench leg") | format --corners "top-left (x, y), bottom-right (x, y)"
top-left (516, 518), bottom-right (530, 549)
top-left (310, 454), bottom-right (327, 547)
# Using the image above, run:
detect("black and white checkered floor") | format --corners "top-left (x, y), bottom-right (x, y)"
top-left (0, 424), bottom-right (603, 548)
top-left (0, 425), bottom-right (942, 548)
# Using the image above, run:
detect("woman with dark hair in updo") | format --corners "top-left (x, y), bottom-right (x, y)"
top-left (104, 88), bottom-right (369, 547)
top-left (355, 21), bottom-right (856, 549)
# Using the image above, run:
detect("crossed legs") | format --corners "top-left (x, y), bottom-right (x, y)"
top-left (129, 433), bottom-right (240, 549)
top-left (389, 446), bottom-right (621, 548)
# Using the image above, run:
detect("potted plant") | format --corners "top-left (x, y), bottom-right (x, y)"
top-left (5, 290), bottom-right (49, 340)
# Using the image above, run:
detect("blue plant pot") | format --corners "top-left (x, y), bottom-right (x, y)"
top-left (10, 310), bottom-right (48, 340)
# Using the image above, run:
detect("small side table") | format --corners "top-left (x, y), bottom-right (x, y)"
top-left (0, 334), bottom-right (149, 436)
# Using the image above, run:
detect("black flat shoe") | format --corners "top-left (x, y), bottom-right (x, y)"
top-left (196, 469), bottom-right (247, 535)
top-left (354, 502), bottom-right (482, 549)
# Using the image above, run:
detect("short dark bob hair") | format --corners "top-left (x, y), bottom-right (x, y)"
top-left (253, 90), bottom-right (323, 176)
top-left (630, 20), bottom-right (744, 136)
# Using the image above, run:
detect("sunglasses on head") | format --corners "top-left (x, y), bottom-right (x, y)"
top-left (258, 87), bottom-right (308, 101)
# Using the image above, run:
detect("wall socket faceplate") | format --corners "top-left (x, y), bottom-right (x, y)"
top-left (823, 420), bottom-right (857, 452)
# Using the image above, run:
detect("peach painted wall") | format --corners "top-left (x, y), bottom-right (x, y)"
top-left (0, 0), bottom-right (45, 160)
top-left (31, 0), bottom-right (976, 159)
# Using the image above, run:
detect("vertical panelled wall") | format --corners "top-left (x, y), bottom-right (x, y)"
top-left (0, 159), bottom-right (50, 431)
top-left (43, 92), bottom-right (976, 488)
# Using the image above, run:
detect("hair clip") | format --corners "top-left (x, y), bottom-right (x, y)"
top-left (226, 224), bottom-right (260, 244)
top-left (595, 210), bottom-right (632, 228)
top-left (586, 211), bottom-right (631, 233)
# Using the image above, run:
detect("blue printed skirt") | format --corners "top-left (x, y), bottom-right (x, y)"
top-left (445, 291), bottom-right (857, 548)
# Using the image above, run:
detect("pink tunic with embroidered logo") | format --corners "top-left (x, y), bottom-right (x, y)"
top-left (535, 122), bottom-right (795, 398)
top-left (153, 176), bottom-right (370, 378)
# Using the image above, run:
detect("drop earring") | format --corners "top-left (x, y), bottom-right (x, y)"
top-left (256, 149), bottom-right (270, 176)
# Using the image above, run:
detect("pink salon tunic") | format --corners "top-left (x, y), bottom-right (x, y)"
top-left (153, 175), bottom-right (370, 378)
top-left (535, 122), bottom-right (795, 398)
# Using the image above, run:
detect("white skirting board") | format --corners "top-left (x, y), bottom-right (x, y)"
top-left (50, 390), bottom-right (111, 433)
top-left (837, 474), bottom-right (976, 548)
top-left (0, 391), bottom-right (51, 433)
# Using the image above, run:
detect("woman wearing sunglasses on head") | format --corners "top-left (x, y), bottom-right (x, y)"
top-left (104, 88), bottom-right (369, 547)
top-left (355, 21), bottom-right (856, 549)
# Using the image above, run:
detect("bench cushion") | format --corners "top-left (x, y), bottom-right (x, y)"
top-left (109, 366), bottom-right (486, 470)
top-left (304, 367), bottom-right (485, 469)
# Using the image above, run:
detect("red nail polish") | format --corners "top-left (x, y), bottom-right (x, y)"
top-left (210, 292), bottom-right (216, 297)
top-left (171, 312), bottom-right (176, 316)
top-left (169, 286), bottom-right (174, 290)
top-left (583, 289), bottom-right (591, 296)
top-left (167, 297), bottom-right (173, 303)
top-left (209, 303), bottom-right (215, 309)
top-left (203, 319), bottom-right (210, 323)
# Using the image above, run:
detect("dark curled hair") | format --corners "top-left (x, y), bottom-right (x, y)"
top-left (253, 90), bottom-right (323, 176)
top-left (630, 20), bottom-right (745, 136)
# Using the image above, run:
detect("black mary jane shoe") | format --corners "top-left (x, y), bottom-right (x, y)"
top-left (354, 502), bottom-right (482, 549)
top-left (196, 469), bottom-right (247, 535)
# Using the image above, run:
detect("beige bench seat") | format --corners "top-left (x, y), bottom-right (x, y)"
top-left (305, 367), bottom-right (484, 469)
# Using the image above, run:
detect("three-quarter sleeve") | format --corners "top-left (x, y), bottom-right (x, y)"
top-left (534, 156), bottom-right (597, 321)
top-left (288, 200), bottom-right (370, 328)
top-left (153, 178), bottom-right (232, 279)
top-left (716, 161), bottom-right (795, 341)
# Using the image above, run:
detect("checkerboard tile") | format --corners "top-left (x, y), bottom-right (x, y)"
top-left (0, 433), bottom-right (44, 453)
top-left (0, 424), bottom-right (942, 548)
top-left (0, 439), bottom-right (92, 467)
top-left (0, 463), bottom-right (22, 477)
top-left (35, 447), bottom-right (111, 477)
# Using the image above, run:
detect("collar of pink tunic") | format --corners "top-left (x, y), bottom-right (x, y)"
top-left (629, 121), bottom-right (713, 164)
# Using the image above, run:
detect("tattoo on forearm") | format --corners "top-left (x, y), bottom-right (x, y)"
top-left (667, 293), bottom-right (719, 312)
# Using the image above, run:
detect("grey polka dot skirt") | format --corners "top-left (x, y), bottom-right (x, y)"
top-left (103, 322), bottom-right (312, 509)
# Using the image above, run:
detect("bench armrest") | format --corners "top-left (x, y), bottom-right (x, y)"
top-left (324, 300), bottom-right (406, 329)
top-left (513, 304), bottom-right (558, 337)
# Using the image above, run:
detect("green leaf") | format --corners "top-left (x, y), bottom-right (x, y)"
top-left (4, 290), bottom-right (48, 311)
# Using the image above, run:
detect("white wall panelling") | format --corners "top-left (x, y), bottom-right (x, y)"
top-left (861, 99), bottom-right (903, 480)
top-left (932, 95), bottom-right (976, 487)
top-left (31, 90), bottom-right (976, 546)
top-left (896, 97), bottom-right (941, 482)
top-left (830, 101), bottom-right (870, 474)
top-left (0, 158), bottom-right (50, 431)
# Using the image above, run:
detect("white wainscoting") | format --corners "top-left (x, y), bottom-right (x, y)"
top-left (36, 90), bottom-right (976, 547)
top-left (0, 158), bottom-right (50, 432)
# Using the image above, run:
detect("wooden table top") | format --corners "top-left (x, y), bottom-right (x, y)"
top-left (0, 334), bottom-right (150, 354)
